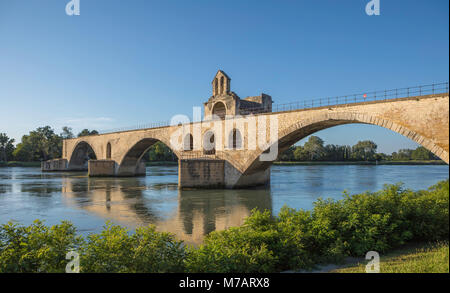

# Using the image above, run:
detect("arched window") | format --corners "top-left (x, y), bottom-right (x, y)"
top-left (229, 129), bottom-right (242, 149)
top-left (106, 142), bottom-right (112, 159)
top-left (214, 78), bottom-right (218, 96)
top-left (203, 131), bottom-right (215, 155)
top-left (184, 134), bottom-right (194, 151)
top-left (212, 102), bottom-right (226, 120)
top-left (220, 76), bottom-right (224, 94)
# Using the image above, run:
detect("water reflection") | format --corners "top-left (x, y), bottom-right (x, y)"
top-left (61, 176), bottom-right (272, 245)
top-left (173, 188), bottom-right (271, 244)
top-left (0, 184), bottom-right (12, 194)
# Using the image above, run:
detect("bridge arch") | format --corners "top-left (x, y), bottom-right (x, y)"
top-left (68, 140), bottom-right (98, 170)
top-left (233, 111), bottom-right (448, 186)
top-left (117, 137), bottom-right (180, 176)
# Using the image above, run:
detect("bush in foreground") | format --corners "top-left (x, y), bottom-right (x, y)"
top-left (0, 220), bottom-right (82, 273)
top-left (0, 180), bottom-right (448, 273)
top-left (80, 224), bottom-right (186, 273)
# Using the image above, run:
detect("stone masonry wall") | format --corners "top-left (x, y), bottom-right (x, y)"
top-left (179, 159), bottom-right (225, 188)
top-left (88, 160), bottom-right (116, 177)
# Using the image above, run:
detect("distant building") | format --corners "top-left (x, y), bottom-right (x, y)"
top-left (204, 70), bottom-right (273, 120)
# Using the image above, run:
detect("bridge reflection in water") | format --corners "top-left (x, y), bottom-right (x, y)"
top-left (61, 174), bottom-right (272, 245)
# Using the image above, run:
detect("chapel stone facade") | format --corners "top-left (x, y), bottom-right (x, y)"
top-left (204, 70), bottom-right (273, 120)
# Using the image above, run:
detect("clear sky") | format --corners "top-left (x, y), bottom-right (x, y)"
top-left (0, 0), bottom-right (448, 154)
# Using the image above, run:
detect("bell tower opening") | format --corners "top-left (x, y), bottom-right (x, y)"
top-left (212, 70), bottom-right (230, 96)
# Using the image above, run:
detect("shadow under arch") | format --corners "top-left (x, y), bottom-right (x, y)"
top-left (117, 137), bottom-right (179, 176)
top-left (68, 141), bottom-right (98, 170)
top-left (235, 112), bottom-right (448, 186)
top-left (212, 101), bottom-right (226, 120)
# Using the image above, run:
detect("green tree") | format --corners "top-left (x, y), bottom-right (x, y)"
top-left (293, 146), bottom-right (308, 161)
top-left (303, 136), bottom-right (326, 161)
top-left (411, 146), bottom-right (434, 160)
top-left (392, 149), bottom-right (413, 161)
top-left (147, 142), bottom-right (176, 161)
top-left (61, 126), bottom-right (74, 139)
top-left (77, 129), bottom-right (99, 137)
top-left (12, 143), bottom-right (32, 162)
top-left (351, 140), bottom-right (378, 161)
top-left (323, 144), bottom-right (351, 161)
top-left (12, 126), bottom-right (62, 161)
top-left (279, 146), bottom-right (296, 161)
top-left (0, 133), bottom-right (15, 162)
top-left (374, 152), bottom-right (390, 161)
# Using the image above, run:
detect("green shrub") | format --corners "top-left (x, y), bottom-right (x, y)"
top-left (0, 220), bottom-right (82, 273)
top-left (186, 210), bottom-right (280, 273)
top-left (80, 223), bottom-right (186, 273)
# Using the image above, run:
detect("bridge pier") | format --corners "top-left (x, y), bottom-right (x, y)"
top-left (41, 159), bottom-right (68, 172)
top-left (178, 159), bottom-right (270, 189)
top-left (88, 160), bottom-right (116, 177)
top-left (178, 159), bottom-right (226, 188)
top-left (135, 161), bottom-right (147, 176)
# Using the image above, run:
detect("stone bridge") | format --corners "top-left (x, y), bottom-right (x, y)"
top-left (42, 72), bottom-right (449, 188)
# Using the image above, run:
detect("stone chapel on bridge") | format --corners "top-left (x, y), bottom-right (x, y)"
top-left (203, 70), bottom-right (273, 119)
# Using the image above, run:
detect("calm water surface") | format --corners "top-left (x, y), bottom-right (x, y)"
top-left (0, 165), bottom-right (448, 245)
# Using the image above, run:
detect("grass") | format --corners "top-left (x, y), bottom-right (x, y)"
top-left (331, 242), bottom-right (449, 273)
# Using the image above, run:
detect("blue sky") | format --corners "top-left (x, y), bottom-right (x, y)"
top-left (0, 0), bottom-right (448, 154)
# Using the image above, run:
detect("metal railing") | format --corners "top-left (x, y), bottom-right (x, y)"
top-left (99, 121), bottom-right (171, 135)
top-left (98, 81), bottom-right (448, 135)
top-left (241, 82), bottom-right (449, 114)
top-left (180, 152), bottom-right (218, 160)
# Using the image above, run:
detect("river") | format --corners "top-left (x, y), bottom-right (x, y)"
top-left (0, 165), bottom-right (448, 245)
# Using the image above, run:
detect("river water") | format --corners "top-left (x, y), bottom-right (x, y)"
top-left (0, 165), bottom-right (448, 245)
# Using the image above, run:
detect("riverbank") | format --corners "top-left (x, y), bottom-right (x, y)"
top-left (0, 161), bottom-right (41, 167)
top-left (329, 242), bottom-right (449, 273)
top-left (1, 160), bottom-right (445, 168)
top-left (0, 161), bottom-right (179, 168)
top-left (274, 160), bottom-right (446, 165)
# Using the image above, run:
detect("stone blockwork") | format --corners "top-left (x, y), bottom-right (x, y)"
top-left (88, 160), bottom-right (115, 177)
top-left (179, 159), bottom-right (225, 188)
top-left (45, 72), bottom-right (449, 189)
top-left (41, 159), bottom-right (68, 172)
top-left (204, 70), bottom-right (272, 119)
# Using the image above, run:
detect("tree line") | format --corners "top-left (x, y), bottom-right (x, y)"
top-left (0, 127), bottom-right (98, 162)
top-left (0, 127), bottom-right (441, 163)
top-left (278, 136), bottom-right (440, 162)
